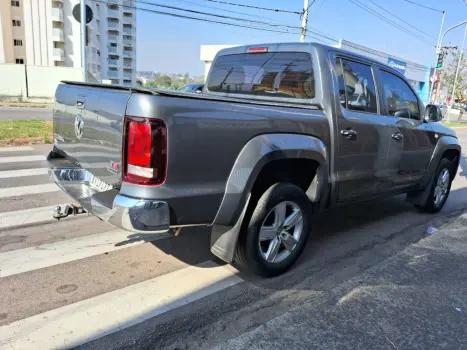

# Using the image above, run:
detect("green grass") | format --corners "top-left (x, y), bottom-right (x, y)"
top-left (441, 121), bottom-right (467, 128)
top-left (0, 120), bottom-right (53, 143)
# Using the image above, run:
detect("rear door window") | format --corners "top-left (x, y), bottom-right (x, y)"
top-left (207, 52), bottom-right (315, 100)
top-left (337, 58), bottom-right (378, 114)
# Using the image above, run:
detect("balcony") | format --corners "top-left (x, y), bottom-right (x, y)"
top-left (108, 9), bottom-right (120, 19)
top-left (108, 34), bottom-right (119, 42)
top-left (52, 8), bottom-right (64, 22)
top-left (108, 46), bottom-right (118, 53)
top-left (108, 59), bottom-right (119, 66)
top-left (122, 16), bottom-right (134, 24)
top-left (123, 72), bottom-right (132, 79)
top-left (53, 48), bottom-right (65, 61)
top-left (108, 0), bottom-right (121, 3)
top-left (123, 0), bottom-right (133, 7)
top-left (108, 21), bottom-right (120, 29)
top-left (123, 50), bottom-right (133, 57)
top-left (123, 61), bottom-right (132, 68)
top-left (52, 28), bottom-right (64, 42)
top-left (122, 80), bottom-right (132, 86)
top-left (123, 38), bottom-right (133, 45)
top-left (122, 26), bottom-right (133, 34)
top-left (108, 70), bottom-right (120, 78)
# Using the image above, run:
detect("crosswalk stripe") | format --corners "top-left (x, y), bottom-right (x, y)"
top-left (0, 184), bottom-right (58, 198)
top-left (0, 229), bottom-right (171, 277)
top-left (0, 168), bottom-right (49, 179)
top-left (0, 262), bottom-right (242, 350)
top-left (0, 155), bottom-right (45, 164)
top-left (0, 146), bottom-right (34, 152)
top-left (0, 204), bottom-right (68, 230)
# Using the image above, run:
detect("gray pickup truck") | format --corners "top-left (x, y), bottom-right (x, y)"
top-left (48, 43), bottom-right (461, 277)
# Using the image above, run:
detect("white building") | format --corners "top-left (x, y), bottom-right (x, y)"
top-left (0, 0), bottom-right (136, 86)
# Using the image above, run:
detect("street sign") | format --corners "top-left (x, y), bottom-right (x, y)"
top-left (72, 4), bottom-right (93, 24)
top-left (436, 53), bottom-right (444, 68)
top-left (430, 74), bottom-right (438, 83)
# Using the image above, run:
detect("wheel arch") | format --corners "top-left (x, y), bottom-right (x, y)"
top-left (210, 133), bottom-right (329, 263)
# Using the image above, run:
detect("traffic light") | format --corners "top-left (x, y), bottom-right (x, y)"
top-left (437, 53), bottom-right (444, 68)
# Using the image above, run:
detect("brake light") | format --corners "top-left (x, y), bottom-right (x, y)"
top-left (248, 47), bottom-right (269, 53)
top-left (123, 116), bottom-right (167, 186)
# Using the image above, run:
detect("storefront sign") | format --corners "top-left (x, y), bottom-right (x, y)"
top-left (387, 57), bottom-right (407, 75)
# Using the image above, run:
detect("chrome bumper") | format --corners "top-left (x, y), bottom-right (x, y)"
top-left (48, 166), bottom-right (170, 233)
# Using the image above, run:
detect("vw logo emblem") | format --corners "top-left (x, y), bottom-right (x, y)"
top-left (75, 114), bottom-right (84, 140)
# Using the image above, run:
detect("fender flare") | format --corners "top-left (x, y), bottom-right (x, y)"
top-left (407, 135), bottom-right (461, 205)
top-left (210, 133), bottom-right (328, 263)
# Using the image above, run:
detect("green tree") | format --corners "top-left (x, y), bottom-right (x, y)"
top-left (441, 49), bottom-right (467, 103)
top-left (155, 75), bottom-right (172, 88)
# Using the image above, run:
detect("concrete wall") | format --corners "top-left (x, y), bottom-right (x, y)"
top-left (0, 64), bottom-right (26, 96)
top-left (0, 64), bottom-right (82, 98)
top-left (27, 66), bottom-right (82, 97)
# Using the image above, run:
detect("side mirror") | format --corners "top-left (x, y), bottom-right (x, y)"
top-left (394, 109), bottom-right (411, 120)
top-left (424, 104), bottom-right (442, 122)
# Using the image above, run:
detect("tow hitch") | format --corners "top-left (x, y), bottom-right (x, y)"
top-left (53, 203), bottom-right (87, 220)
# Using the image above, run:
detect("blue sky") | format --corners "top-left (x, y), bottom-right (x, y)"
top-left (136, 0), bottom-right (467, 75)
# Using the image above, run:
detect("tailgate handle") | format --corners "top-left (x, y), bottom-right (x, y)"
top-left (75, 101), bottom-right (85, 109)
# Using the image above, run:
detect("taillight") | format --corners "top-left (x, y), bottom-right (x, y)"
top-left (123, 116), bottom-right (167, 186)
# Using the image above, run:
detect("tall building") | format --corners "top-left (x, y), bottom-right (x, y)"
top-left (0, 0), bottom-right (136, 86)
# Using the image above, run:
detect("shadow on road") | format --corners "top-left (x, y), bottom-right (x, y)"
top-left (459, 155), bottom-right (467, 179)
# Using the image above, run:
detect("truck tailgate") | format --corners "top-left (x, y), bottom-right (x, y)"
top-left (54, 83), bottom-right (131, 187)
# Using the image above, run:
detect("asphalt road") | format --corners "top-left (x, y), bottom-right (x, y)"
top-left (0, 131), bottom-right (466, 349)
top-left (0, 107), bottom-right (53, 121)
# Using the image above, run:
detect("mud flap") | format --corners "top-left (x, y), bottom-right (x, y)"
top-left (210, 194), bottom-right (251, 263)
top-left (406, 173), bottom-right (434, 206)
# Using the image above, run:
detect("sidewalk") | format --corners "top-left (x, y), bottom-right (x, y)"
top-left (216, 214), bottom-right (467, 350)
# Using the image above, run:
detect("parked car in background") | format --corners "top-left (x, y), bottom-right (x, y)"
top-left (177, 83), bottom-right (204, 94)
top-left (48, 43), bottom-right (460, 277)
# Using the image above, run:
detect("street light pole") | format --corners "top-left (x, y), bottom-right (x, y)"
top-left (81, 0), bottom-right (87, 82)
top-left (449, 23), bottom-right (467, 122)
top-left (300, 0), bottom-right (309, 42)
top-left (428, 10), bottom-right (445, 103)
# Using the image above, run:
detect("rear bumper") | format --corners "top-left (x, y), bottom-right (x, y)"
top-left (48, 153), bottom-right (170, 233)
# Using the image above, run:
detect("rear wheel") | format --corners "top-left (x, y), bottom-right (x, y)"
top-left (235, 182), bottom-right (312, 277)
top-left (415, 158), bottom-right (454, 213)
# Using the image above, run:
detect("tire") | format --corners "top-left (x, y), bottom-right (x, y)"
top-left (415, 158), bottom-right (454, 213)
top-left (235, 182), bottom-right (312, 277)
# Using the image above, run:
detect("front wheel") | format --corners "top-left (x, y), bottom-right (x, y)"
top-left (235, 183), bottom-right (312, 277)
top-left (415, 158), bottom-right (454, 213)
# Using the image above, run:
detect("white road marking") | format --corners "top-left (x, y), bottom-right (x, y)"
top-left (0, 229), bottom-right (170, 277)
top-left (0, 262), bottom-right (242, 350)
top-left (0, 184), bottom-right (59, 198)
top-left (0, 146), bottom-right (34, 152)
top-left (0, 155), bottom-right (45, 163)
top-left (0, 204), bottom-right (68, 230)
top-left (0, 167), bottom-right (49, 179)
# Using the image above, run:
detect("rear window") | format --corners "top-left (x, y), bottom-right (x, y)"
top-left (207, 52), bottom-right (315, 100)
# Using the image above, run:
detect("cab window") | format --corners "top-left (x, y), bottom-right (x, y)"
top-left (379, 70), bottom-right (420, 119)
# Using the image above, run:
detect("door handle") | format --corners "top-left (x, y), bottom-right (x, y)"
top-left (340, 129), bottom-right (357, 139)
top-left (75, 101), bottom-right (85, 109)
top-left (392, 132), bottom-right (403, 141)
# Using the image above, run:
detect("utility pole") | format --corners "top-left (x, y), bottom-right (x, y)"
top-left (300, 0), bottom-right (309, 42)
top-left (428, 10), bottom-right (445, 102)
top-left (81, 0), bottom-right (87, 82)
top-left (449, 23), bottom-right (467, 122)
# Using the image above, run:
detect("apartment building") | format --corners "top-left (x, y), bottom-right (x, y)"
top-left (0, 0), bottom-right (136, 86)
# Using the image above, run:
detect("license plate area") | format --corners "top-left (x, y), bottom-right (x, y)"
top-left (89, 175), bottom-right (113, 192)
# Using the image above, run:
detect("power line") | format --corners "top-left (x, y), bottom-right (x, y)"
top-left (203, 0), bottom-right (303, 15)
top-left (90, 0), bottom-right (320, 39)
top-left (400, 0), bottom-right (443, 13)
top-left (347, 0), bottom-right (436, 46)
top-left (131, 0), bottom-right (339, 43)
top-left (366, 0), bottom-right (436, 40)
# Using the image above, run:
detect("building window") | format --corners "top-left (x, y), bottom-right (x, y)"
top-left (14, 39), bottom-right (23, 46)
top-left (11, 1), bottom-right (20, 7)
top-left (15, 58), bottom-right (24, 64)
top-left (12, 20), bottom-right (21, 27)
